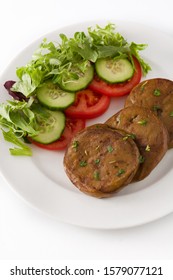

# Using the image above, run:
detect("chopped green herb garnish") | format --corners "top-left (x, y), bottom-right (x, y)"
top-left (123, 133), bottom-right (136, 140)
top-left (107, 145), bottom-right (114, 153)
top-left (79, 160), bottom-right (87, 167)
top-left (139, 155), bottom-right (145, 163)
top-left (72, 140), bottom-right (79, 150)
top-left (169, 111), bottom-right (173, 117)
top-left (93, 170), bottom-right (100, 180)
top-left (137, 120), bottom-right (147, 126)
top-left (153, 89), bottom-right (161, 96)
top-left (95, 158), bottom-right (100, 164)
top-left (116, 169), bottom-right (125, 176)
top-left (145, 145), bottom-right (151, 151)
top-left (153, 105), bottom-right (161, 112)
top-left (140, 81), bottom-right (148, 91)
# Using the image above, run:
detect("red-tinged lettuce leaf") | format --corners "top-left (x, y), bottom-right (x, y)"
top-left (4, 80), bottom-right (28, 101)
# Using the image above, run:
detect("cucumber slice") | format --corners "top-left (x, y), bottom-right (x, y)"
top-left (95, 58), bottom-right (134, 83)
top-left (60, 65), bottom-right (94, 92)
top-left (36, 81), bottom-right (75, 110)
top-left (31, 110), bottom-right (65, 144)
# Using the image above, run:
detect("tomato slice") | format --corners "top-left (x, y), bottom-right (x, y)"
top-left (88, 56), bottom-right (142, 97)
top-left (30, 117), bottom-right (86, 150)
top-left (65, 89), bottom-right (110, 119)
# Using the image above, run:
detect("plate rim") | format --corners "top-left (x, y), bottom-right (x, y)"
top-left (0, 19), bottom-right (173, 229)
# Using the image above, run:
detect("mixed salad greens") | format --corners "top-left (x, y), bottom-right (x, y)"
top-left (0, 23), bottom-right (151, 156)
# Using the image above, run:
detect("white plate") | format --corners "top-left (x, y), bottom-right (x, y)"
top-left (0, 20), bottom-right (173, 229)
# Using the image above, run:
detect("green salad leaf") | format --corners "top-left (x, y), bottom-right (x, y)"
top-left (1, 23), bottom-right (151, 156)
top-left (12, 23), bottom-right (151, 97)
top-left (129, 42), bottom-right (151, 75)
top-left (2, 129), bottom-right (32, 156)
top-left (0, 99), bottom-right (52, 155)
top-left (0, 99), bottom-right (38, 136)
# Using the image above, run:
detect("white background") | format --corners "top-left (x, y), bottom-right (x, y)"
top-left (0, 0), bottom-right (173, 261)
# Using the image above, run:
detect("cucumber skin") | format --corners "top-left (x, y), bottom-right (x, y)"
top-left (37, 94), bottom-right (75, 111)
top-left (36, 81), bottom-right (75, 111)
top-left (60, 65), bottom-right (94, 92)
top-left (31, 110), bottom-right (65, 144)
top-left (95, 58), bottom-right (134, 84)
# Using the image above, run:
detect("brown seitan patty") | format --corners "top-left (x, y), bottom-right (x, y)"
top-left (105, 106), bottom-right (168, 181)
top-left (64, 124), bottom-right (140, 198)
top-left (125, 78), bottom-right (173, 148)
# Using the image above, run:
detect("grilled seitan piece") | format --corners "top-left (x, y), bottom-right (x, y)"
top-left (125, 78), bottom-right (173, 148)
top-left (106, 106), bottom-right (168, 181)
top-left (64, 124), bottom-right (140, 198)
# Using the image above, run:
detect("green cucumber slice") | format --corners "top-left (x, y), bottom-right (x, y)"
top-left (36, 81), bottom-right (75, 110)
top-left (60, 65), bottom-right (94, 92)
top-left (95, 58), bottom-right (134, 83)
top-left (32, 110), bottom-right (65, 144)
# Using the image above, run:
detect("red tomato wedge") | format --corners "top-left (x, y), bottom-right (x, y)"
top-left (30, 117), bottom-right (86, 150)
top-left (88, 56), bottom-right (142, 97)
top-left (65, 89), bottom-right (110, 119)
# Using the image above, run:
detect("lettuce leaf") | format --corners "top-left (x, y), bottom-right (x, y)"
top-left (0, 99), bottom-right (38, 136)
top-left (2, 129), bottom-right (32, 156)
top-left (11, 23), bottom-right (151, 97)
top-left (129, 42), bottom-right (151, 75)
top-left (0, 99), bottom-right (50, 156)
